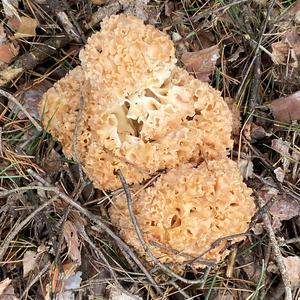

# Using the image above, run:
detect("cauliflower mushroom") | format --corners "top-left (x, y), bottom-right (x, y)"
top-left (79, 14), bottom-right (177, 101)
top-left (83, 66), bottom-right (233, 190)
top-left (109, 158), bottom-right (255, 265)
top-left (41, 14), bottom-right (233, 191)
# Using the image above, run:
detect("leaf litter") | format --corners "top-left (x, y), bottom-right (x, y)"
top-left (1, 1), bottom-right (300, 299)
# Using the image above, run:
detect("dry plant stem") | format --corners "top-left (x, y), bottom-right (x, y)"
top-left (0, 126), bottom-right (3, 157)
top-left (26, 169), bottom-right (163, 296)
top-left (56, 11), bottom-right (81, 43)
top-left (53, 206), bottom-right (70, 295)
top-left (280, 237), bottom-right (300, 245)
top-left (116, 169), bottom-right (206, 285)
top-left (81, 232), bottom-right (144, 300)
top-left (0, 35), bottom-right (71, 87)
top-left (72, 93), bottom-right (85, 183)
top-left (20, 262), bottom-right (51, 299)
top-left (87, 1), bottom-right (121, 28)
top-left (0, 89), bottom-right (42, 132)
top-left (62, 0), bottom-right (86, 43)
top-left (249, 52), bottom-right (261, 113)
top-left (236, 0), bottom-right (275, 100)
top-left (188, 232), bottom-right (251, 266)
top-left (257, 198), bottom-right (292, 300)
top-left (0, 199), bottom-right (53, 261)
top-left (190, 0), bottom-right (249, 23)
top-left (200, 266), bottom-right (212, 289)
top-left (0, 185), bottom-right (61, 197)
top-left (0, 2), bottom-right (121, 87)
top-left (169, 281), bottom-right (189, 299)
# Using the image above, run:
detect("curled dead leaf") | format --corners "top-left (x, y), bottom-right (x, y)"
top-left (273, 167), bottom-right (285, 183)
top-left (271, 27), bottom-right (300, 66)
top-left (63, 220), bottom-right (81, 265)
top-left (282, 256), bottom-right (300, 287)
top-left (268, 91), bottom-right (300, 122)
top-left (0, 44), bottom-right (18, 64)
top-left (259, 185), bottom-right (300, 229)
top-left (9, 16), bottom-right (38, 39)
top-left (50, 262), bottom-right (81, 299)
top-left (181, 45), bottom-right (219, 82)
top-left (23, 250), bottom-right (39, 277)
top-left (0, 24), bottom-right (19, 65)
top-left (238, 158), bottom-right (253, 180)
top-left (0, 278), bottom-right (17, 300)
top-left (9, 79), bottom-right (52, 120)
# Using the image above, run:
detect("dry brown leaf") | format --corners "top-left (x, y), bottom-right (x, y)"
top-left (9, 80), bottom-right (52, 119)
top-left (50, 262), bottom-right (81, 299)
top-left (272, 27), bottom-right (300, 66)
top-left (259, 185), bottom-right (300, 229)
top-left (23, 250), bottom-right (39, 277)
top-left (11, 16), bottom-right (38, 38)
top-left (282, 256), bottom-right (300, 287)
top-left (238, 158), bottom-right (253, 180)
top-left (0, 278), bottom-right (17, 300)
top-left (269, 197), bottom-right (300, 222)
top-left (268, 91), bottom-right (300, 122)
top-left (0, 44), bottom-right (18, 64)
top-left (181, 45), bottom-right (219, 82)
top-left (0, 24), bottom-right (18, 65)
top-left (273, 167), bottom-right (285, 183)
top-left (0, 279), bottom-right (11, 295)
top-left (91, 0), bottom-right (106, 4)
top-left (63, 220), bottom-right (81, 265)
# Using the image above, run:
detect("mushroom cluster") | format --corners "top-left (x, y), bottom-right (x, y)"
top-left (41, 14), bottom-right (255, 265)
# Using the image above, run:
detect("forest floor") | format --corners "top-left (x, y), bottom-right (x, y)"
top-left (1, 0), bottom-right (300, 299)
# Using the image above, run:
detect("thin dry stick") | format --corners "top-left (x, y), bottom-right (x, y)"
top-left (168, 281), bottom-right (189, 299)
top-left (0, 126), bottom-right (3, 157)
top-left (0, 185), bottom-right (60, 197)
top-left (0, 89), bottom-right (42, 132)
top-left (72, 93), bottom-right (85, 183)
top-left (0, 199), bottom-right (53, 261)
top-left (26, 169), bottom-right (163, 296)
top-left (81, 232), bottom-right (143, 300)
top-left (21, 262), bottom-right (51, 299)
top-left (257, 197), bottom-right (292, 300)
top-left (0, 2), bottom-right (121, 87)
top-left (62, 0), bottom-right (86, 43)
top-left (236, 0), bottom-right (275, 100)
top-left (116, 169), bottom-right (206, 285)
top-left (56, 11), bottom-right (81, 42)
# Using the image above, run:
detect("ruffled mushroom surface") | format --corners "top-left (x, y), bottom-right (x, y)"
top-left (109, 158), bottom-right (255, 264)
top-left (40, 15), bottom-right (233, 191)
top-left (83, 67), bottom-right (232, 190)
top-left (79, 14), bottom-right (176, 101)
top-left (40, 66), bottom-right (90, 158)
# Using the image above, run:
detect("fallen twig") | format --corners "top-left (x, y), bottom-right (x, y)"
top-left (0, 89), bottom-right (42, 132)
top-left (26, 168), bottom-right (163, 296)
top-left (116, 169), bottom-right (207, 285)
top-left (0, 198), bottom-right (53, 261)
top-left (257, 196), bottom-right (292, 300)
top-left (0, 1), bottom-right (121, 87)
